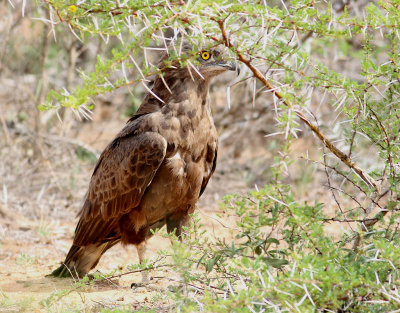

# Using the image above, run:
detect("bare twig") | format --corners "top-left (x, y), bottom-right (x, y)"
top-left (352, 190), bottom-right (393, 251)
top-left (151, 276), bottom-right (225, 294)
top-left (323, 153), bottom-right (355, 231)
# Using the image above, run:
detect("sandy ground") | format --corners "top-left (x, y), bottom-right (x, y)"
top-left (0, 183), bottom-right (246, 312)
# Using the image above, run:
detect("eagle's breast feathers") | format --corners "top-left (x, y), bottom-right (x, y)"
top-left (74, 75), bottom-right (218, 247)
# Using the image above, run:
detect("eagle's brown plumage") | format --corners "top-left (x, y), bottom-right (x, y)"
top-left (50, 43), bottom-right (238, 278)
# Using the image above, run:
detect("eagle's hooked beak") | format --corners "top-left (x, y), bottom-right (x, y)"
top-left (217, 61), bottom-right (240, 76)
top-left (227, 61), bottom-right (241, 76)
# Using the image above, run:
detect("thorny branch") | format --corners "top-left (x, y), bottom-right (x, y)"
top-left (212, 17), bottom-right (399, 254)
top-left (214, 18), bottom-right (379, 192)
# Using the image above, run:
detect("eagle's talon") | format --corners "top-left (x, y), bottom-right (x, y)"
top-left (131, 281), bottom-right (151, 289)
top-left (130, 276), bottom-right (151, 289)
top-left (130, 282), bottom-right (142, 288)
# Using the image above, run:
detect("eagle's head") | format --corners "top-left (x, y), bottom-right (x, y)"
top-left (195, 45), bottom-right (240, 78)
top-left (131, 42), bottom-right (240, 120)
top-left (159, 42), bottom-right (240, 80)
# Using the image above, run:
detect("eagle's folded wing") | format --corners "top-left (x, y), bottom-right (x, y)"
top-left (73, 131), bottom-right (167, 246)
top-left (199, 141), bottom-right (218, 198)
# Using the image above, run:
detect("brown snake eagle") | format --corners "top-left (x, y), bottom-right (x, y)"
top-left (50, 43), bottom-right (239, 279)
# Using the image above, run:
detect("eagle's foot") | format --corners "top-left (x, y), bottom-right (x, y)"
top-left (130, 281), bottom-right (149, 288)
top-left (130, 267), bottom-right (150, 288)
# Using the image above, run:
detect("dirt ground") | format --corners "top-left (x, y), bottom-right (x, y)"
top-left (0, 200), bottom-right (240, 312)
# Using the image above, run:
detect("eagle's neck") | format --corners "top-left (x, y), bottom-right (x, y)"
top-left (132, 75), bottom-right (210, 121)
top-left (121, 74), bottom-right (214, 159)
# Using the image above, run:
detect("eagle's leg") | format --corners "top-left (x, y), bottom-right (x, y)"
top-left (131, 240), bottom-right (153, 289)
top-left (166, 208), bottom-right (193, 241)
top-left (136, 241), bottom-right (149, 283)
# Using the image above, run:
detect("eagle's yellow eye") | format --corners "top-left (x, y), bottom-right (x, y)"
top-left (201, 51), bottom-right (211, 60)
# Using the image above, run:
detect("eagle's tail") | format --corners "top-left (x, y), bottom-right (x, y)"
top-left (48, 241), bottom-right (118, 278)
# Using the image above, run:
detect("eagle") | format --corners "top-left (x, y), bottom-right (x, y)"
top-left (50, 43), bottom-right (239, 280)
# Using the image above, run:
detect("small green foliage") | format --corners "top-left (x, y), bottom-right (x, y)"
top-left (40, 288), bottom-right (74, 309)
top-left (36, 221), bottom-right (51, 238)
top-left (165, 185), bottom-right (400, 312)
top-left (0, 291), bottom-right (34, 313)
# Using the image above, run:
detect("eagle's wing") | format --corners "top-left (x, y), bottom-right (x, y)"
top-left (73, 131), bottom-right (167, 246)
top-left (199, 141), bottom-right (218, 198)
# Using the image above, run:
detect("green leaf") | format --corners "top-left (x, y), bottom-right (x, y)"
top-left (264, 258), bottom-right (289, 269)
